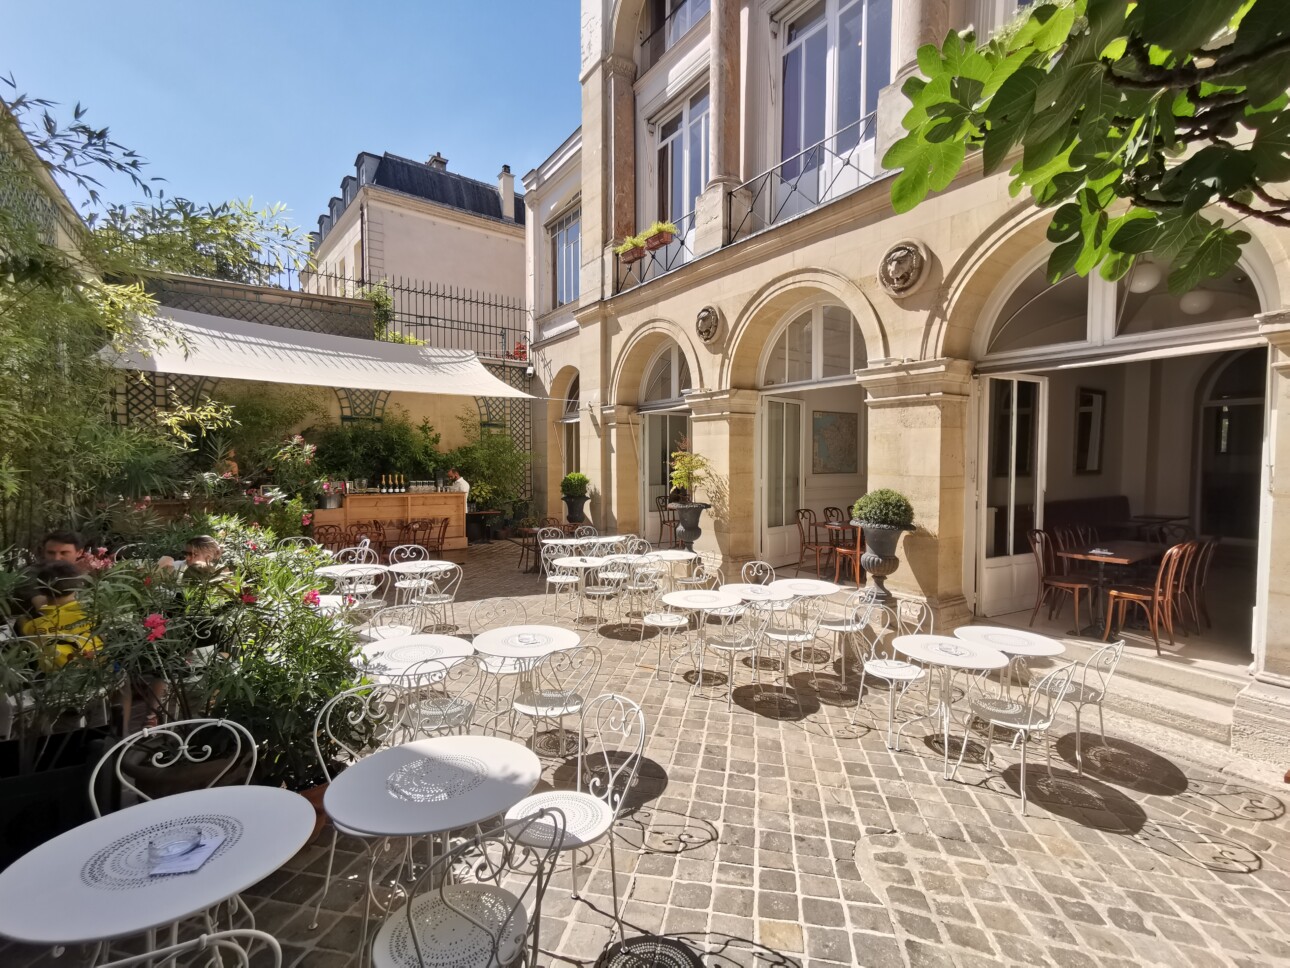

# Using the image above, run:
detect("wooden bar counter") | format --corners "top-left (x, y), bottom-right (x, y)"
top-left (312, 492), bottom-right (467, 561)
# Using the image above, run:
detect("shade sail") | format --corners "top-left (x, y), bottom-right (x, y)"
top-left (102, 306), bottom-right (532, 399)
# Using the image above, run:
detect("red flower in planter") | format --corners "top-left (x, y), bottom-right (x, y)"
top-left (303, 589), bottom-right (321, 607)
top-left (143, 612), bottom-right (168, 642)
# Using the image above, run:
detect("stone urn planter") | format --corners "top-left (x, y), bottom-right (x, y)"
top-left (670, 502), bottom-right (711, 552)
top-left (853, 521), bottom-right (906, 604)
top-left (562, 495), bottom-right (589, 524)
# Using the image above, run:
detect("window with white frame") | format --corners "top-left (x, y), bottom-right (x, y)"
top-left (550, 207), bottom-right (581, 308)
top-left (780, 0), bottom-right (892, 173)
top-left (657, 88), bottom-right (710, 224)
top-left (760, 304), bottom-right (866, 387)
top-left (561, 376), bottom-right (581, 476)
top-left (641, 0), bottom-right (711, 70)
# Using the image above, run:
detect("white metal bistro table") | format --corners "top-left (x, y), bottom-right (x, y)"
top-left (893, 634), bottom-right (1009, 780)
top-left (662, 590), bottom-right (743, 685)
top-left (316, 563), bottom-right (389, 581)
top-left (721, 583), bottom-right (795, 604)
top-left (768, 577), bottom-right (841, 598)
top-left (0, 786), bottom-right (312, 947)
top-left (359, 634), bottom-right (475, 681)
top-left (471, 624), bottom-right (582, 661)
top-left (323, 735), bottom-right (542, 839)
top-left (953, 626), bottom-right (1066, 693)
top-left (552, 556), bottom-right (607, 622)
top-left (385, 560), bottom-right (454, 576)
top-left (646, 549), bottom-right (699, 589)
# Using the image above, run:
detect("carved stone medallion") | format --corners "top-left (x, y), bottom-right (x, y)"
top-left (878, 240), bottom-right (929, 298)
top-left (695, 305), bottom-right (721, 344)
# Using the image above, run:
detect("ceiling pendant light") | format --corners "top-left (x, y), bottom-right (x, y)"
top-left (1128, 261), bottom-right (1162, 293)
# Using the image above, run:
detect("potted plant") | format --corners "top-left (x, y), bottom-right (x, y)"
top-left (317, 479), bottom-right (342, 510)
top-left (614, 234), bottom-right (647, 265)
top-left (851, 488), bottom-right (916, 604)
top-left (560, 472), bottom-right (590, 524)
top-left (641, 221), bottom-right (678, 251)
top-left (668, 450), bottom-right (712, 551)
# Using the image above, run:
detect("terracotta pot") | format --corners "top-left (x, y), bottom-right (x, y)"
top-left (619, 246), bottom-right (646, 265)
top-left (299, 782), bottom-right (330, 842)
top-left (644, 231), bottom-right (674, 251)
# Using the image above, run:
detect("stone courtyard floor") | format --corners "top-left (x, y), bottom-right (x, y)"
top-left (4, 540), bottom-right (1289, 967)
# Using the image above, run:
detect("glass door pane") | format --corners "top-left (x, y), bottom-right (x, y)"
top-left (768, 401), bottom-right (786, 528)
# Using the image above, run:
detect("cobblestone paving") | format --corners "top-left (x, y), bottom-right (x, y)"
top-left (5, 540), bottom-right (1288, 967)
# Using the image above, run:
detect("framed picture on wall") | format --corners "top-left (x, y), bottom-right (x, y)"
top-left (1074, 387), bottom-right (1106, 474)
top-left (811, 411), bottom-right (859, 474)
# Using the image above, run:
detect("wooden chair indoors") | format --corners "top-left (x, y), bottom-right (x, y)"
top-left (1027, 529), bottom-right (1095, 631)
top-left (1189, 538), bottom-right (1219, 630)
top-left (1103, 542), bottom-right (1190, 654)
top-left (655, 495), bottom-right (679, 548)
top-left (834, 529), bottom-right (866, 586)
top-left (796, 509), bottom-right (835, 578)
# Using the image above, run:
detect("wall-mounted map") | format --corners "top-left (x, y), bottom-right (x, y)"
top-left (812, 411), bottom-right (858, 475)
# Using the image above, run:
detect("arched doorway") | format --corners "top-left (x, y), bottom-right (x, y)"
top-left (969, 247), bottom-right (1266, 663)
top-left (755, 301), bottom-right (867, 564)
top-left (639, 341), bottom-right (692, 531)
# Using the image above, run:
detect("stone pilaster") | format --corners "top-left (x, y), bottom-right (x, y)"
top-left (684, 388), bottom-right (760, 568)
top-left (601, 403), bottom-right (637, 535)
top-left (694, 0), bottom-right (744, 257)
top-left (876, 0), bottom-right (966, 167)
top-left (1232, 314), bottom-right (1290, 763)
top-left (856, 359), bottom-right (974, 630)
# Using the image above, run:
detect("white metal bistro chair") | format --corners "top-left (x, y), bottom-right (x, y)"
top-left (541, 543), bottom-right (580, 617)
top-left (355, 604), bottom-right (428, 642)
top-left (403, 655), bottom-right (490, 738)
top-left (741, 560), bottom-right (776, 585)
top-left (371, 809), bottom-right (566, 968)
top-left (573, 525), bottom-right (599, 539)
top-left (640, 584), bottom-right (689, 678)
top-left (335, 544), bottom-right (380, 565)
top-left (409, 563), bottom-right (462, 630)
top-left (509, 645), bottom-right (602, 755)
top-left (310, 683), bottom-right (416, 933)
top-left (704, 605), bottom-right (771, 708)
top-left (1045, 640), bottom-right (1125, 774)
top-left (954, 662), bottom-right (1077, 815)
top-left (820, 586), bottom-right (879, 688)
top-left (98, 929), bottom-right (282, 968)
top-left (674, 552), bottom-right (722, 591)
top-left (276, 536), bottom-right (317, 549)
top-left (505, 695), bottom-right (646, 938)
top-left (764, 595), bottom-right (827, 690)
top-left (580, 562), bottom-right (626, 626)
top-left (536, 527), bottom-right (565, 576)
top-left (849, 604), bottom-right (929, 749)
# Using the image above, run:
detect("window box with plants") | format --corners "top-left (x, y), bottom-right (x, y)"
top-left (560, 472), bottom-right (590, 524)
top-left (614, 235), bottom-right (647, 265)
top-left (640, 221), bottom-right (677, 251)
top-left (668, 450), bottom-right (712, 551)
top-left (850, 488), bottom-right (915, 604)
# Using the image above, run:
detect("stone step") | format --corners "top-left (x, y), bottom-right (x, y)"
top-left (1090, 668), bottom-right (1234, 746)
top-left (1060, 636), bottom-right (1247, 705)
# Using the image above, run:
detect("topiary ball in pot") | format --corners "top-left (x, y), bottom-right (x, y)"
top-left (850, 489), bottom-right (915, 604)
top-left (560, 472), bottom-right (590, 523)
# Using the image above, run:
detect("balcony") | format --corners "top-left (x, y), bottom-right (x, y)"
top-left (639, 0), bottom-right (710, 74)
top-left (728, 114), bottom-right (881, 246)
top-left (614, 209), bottom-right (697, 295)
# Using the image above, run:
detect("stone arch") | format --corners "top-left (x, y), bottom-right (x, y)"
top-left (722, 268), bottom-right (889, 389)
top-left (933, 202), bottom-right (1289, 362)
top-left (610, 319), bottom-right (704, 408)
top-left (608, 0), bottom-right (651, 60)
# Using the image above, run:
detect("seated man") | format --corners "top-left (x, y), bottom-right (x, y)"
top-left (40, 529), bottom-right (90, 571)
top-left (19, 562), bottom-right (102, 668)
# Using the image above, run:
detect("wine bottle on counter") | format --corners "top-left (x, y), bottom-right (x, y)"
top-left (380, 475), bottom-right (388, 493)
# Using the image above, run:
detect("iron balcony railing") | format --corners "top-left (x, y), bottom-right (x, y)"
top-left (727, 114), bottom-right (881, 246)
top-left (639, 0), bottom-right (710, 73)
top-left (614, 209), bottom-right (697, 294)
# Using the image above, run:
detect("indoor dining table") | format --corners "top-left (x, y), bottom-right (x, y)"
top-left (1055, 540), bottom-right (1159, 635)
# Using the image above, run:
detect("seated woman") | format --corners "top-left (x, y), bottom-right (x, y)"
top-left (18, 562), bottom-right (102, 669)
top-left (158, 535), bottom-right (226, 578)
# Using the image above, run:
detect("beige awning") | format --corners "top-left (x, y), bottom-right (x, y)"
top-left (102, 306), bottom-right (531, 399)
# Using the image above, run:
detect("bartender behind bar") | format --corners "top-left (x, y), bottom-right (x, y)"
top-left (446, 468), bottom-right (470, 496)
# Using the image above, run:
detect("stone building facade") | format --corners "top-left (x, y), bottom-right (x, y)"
top-left (523, 0), bottom-right (1290, 763)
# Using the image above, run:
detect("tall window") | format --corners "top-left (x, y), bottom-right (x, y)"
top-left (550, 207), bottom-right (580, 308)
top-left (642, 0), bottom-right (711, 70)
top-left (780, 0), bottom-right (892, 169)
top-left (641, 343), bottom-right (692, 406)
top-left (657, 88), bottom-right (710, 223)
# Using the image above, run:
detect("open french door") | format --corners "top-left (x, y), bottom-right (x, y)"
top-left (976, 374), bottom-right (1048, 616)
top-left (760, 397), bottom-right (804, 566)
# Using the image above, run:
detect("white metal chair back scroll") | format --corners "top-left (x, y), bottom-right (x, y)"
top-left (98, 929), bottom-right (282, 968)
top-left (88, 718), bottom-right (257, 818)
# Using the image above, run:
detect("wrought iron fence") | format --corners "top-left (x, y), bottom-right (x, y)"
top-left (727, 114), bottom-right (880, 245)
top-left (614, 209), bottom-right (697, 294)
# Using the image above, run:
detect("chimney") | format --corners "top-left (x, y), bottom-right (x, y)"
top-left (498, 164), bottom-right (515, 221)
top-left (427, 151), bottom-right (448, 171)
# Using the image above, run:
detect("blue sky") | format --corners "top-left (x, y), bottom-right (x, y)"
top-left (3, 1), bottom-right (582, 233)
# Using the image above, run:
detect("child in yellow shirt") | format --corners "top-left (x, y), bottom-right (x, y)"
top-left (19, 563), bottom-right (101, 668)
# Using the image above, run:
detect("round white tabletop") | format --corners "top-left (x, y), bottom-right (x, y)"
top-left (603, 554), bottom-right (652, 566)
top-left (386, 560), bottom-right (454, 576)
top-left (953, 625), bottom-right (1066, 657)
top-left (316, 594), bottom-right (349, 615)
top-left (360, 634), bottom-right (475, 679)
top-left (894, 634), bottom-right (1009, 670)
top-left (316, 563), bottom-right (387, 580)
top-left (0, 786), bottom-right (312, 946)
top-left (768, 578), bottom-right (841, 597)
top-left (662, 590), bottom-right (742, 611)
top-left (648, 549), bottom-right (698, 562)
top-left (720, 583), bottom-right (795, 603)
top-left (543, 536), bottom-right (620, 548)
top-left (357, 624), bottom-right (415, 642)
top-left (552, 555), bottom-right (606, 570)
top-left (324, 736), bottom-right (541, 838)
top-left (471, 625), bottom-right (581, 659)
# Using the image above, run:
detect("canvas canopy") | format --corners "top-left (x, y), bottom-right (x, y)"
top-left (102, 307), bottom-right (531, 399)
